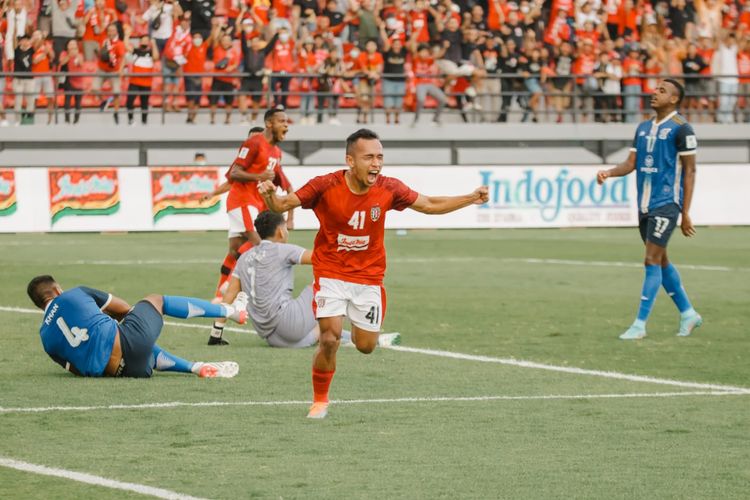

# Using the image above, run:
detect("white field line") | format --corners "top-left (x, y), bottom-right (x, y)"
top-left (0, 391), bottom-right (746, 415)
top-left (388, 345), bottom-right (750, 394)
top-left (43, 256), bottom-right (746, 272)
top-left (0, 457), bottom-right (208, 500)
top-left (3, 305), bottom-right (749, 395)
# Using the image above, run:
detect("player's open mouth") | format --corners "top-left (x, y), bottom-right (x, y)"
top-left (367, 170), bottom-right (379, 182)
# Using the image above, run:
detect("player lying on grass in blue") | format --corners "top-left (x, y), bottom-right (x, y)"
top-left (27, 275), bottom-right (249, 378)
top-left (206, 210), bottom-right (400, 348)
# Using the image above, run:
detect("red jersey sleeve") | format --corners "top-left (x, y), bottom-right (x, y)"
top-left (295, 171), bottom-right (342, 209)
top-left (273, 166), bottom-right (292, 191)
top-left (234, 136), bottom-right (260, 170)
top-left (384, 177), bottom-right (419, 211)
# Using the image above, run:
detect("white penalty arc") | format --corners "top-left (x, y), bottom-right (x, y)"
top-left (0, 457), bottom-right (208, 500)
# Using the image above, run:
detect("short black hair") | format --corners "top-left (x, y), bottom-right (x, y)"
top-left (27, 275), bottom-right (57, 309)
top-left (346, 128), bottom-right (380, 155)
top-left (248, 126), bottom-right (264, 136)
top-left (255, 210), bottom-right (286, 240)
top-left (663, 78), bottom-right (685, 105)
top-left (264, 107), bottom-right (285, 122)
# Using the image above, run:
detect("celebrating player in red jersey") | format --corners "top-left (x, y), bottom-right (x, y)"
top-left (213, 108), bottom-right (294, 307)
top-left (259, 129), bottom-right (489, 419)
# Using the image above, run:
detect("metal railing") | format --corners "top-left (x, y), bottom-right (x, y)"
top-left (1, 70), bottom-right (749, 124)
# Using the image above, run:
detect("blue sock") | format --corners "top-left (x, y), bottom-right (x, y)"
top-left (635, 265), bottom-right (663, 324)
top-left (162, 296), bottom-right (227, 319)
top-left (151, 345), bottom-right (195, 374)
top-left (661, 263), bottom-right (695, 315)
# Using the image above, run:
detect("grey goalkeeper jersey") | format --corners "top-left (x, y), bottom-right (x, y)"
top-left (233, 240), bottom-right (306, 338)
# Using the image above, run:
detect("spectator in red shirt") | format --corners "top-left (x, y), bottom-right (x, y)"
top-left (162, 15), bottom-right (192, 112)
top-left (125, 33), bottom-right (159, 125)
top-left (184, 28), bottom-right (208, 124)
top-left (622, 45), bottom-right (643, 123)
top-left (209, 23), bottom-right (240, 125)
top-left (31, 30), bottom-right (55, 125)
top-left (82, 0), bottom-right (117, 61)
top-left (268, 26), bottom-right (295, 109)
top-left (354, 39), bottom-right (383, 124)
top-left (92, 23), bottom-right (126, 124)
top-left (58, 39), bottom-right (85, 124)
top-left (410, 41), bottom-right (448, 125)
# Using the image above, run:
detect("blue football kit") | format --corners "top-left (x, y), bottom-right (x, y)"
top-left (39, 287), bottom-right (117, 376)
top-left (630, 110), bottom-right (697, 246)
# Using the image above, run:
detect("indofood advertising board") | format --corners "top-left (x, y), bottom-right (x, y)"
top-left (0, 165), bottom-right (747, 232)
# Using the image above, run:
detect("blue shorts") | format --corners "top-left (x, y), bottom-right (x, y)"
top-left (118, 300), bottom-right (163, 378)
top-left (639, 203), bottom-right (680, 247)
top-left (525, 78), bottom-right (542, 95)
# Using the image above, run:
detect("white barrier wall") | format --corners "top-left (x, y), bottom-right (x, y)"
top-left (0, 165), bottom-right (747, 232)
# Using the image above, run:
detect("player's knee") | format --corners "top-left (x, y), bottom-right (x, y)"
top-left (318, 331), bottom-right (340, 353)
top-left (144, 294), bottom-right (163, 313)
top-left (355, 341), bottom-right (376, 355)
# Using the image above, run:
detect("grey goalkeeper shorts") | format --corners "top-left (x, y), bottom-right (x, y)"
top-left (265, 286), bottom-right (319, 348)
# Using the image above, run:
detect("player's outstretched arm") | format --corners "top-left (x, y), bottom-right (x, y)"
top-left (229, 164), bottom-right (275, 184)
top-left (200, 181), bottom-right (231, 203)
top-left (680, 154), bottom-right (697, 237)
top-left (597, 151), bottom-right (636, 184)
top-left (409, 186), bottom-right (489, 215)
top-left (103, 295), bottom-right (132, 321)
top-left (258, 180), bottom-right (302, 213)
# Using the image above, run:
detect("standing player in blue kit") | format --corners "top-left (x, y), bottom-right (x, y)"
top-left (597, 79), bottom-right (703, 340)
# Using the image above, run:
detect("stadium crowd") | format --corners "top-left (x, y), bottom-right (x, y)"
top-left (1, 0), bottom-right (750, 125)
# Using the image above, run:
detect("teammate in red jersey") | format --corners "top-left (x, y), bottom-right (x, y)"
top-left (213, 109), bottom-right (294, 307)
top-left (259, 129), bottom-right (489, 419)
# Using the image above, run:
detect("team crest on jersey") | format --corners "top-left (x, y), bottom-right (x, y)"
top-left (370, 206), bottom-right (381, 222)
top-left (659, 128), bottom-right (671, 140)
top-left (644, 155), bottom-right (654, 168)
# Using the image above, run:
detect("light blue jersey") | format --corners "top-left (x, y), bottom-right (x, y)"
top-left (39, 287), bottom-right (117, 376)
top-left (630, 111), bottom-right (697, 214)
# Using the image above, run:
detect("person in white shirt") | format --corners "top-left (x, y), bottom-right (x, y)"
top-left (712, 31), bottom-right (739, 123)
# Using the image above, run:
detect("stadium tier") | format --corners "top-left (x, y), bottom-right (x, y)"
top-left (1, 0), bottom-right (750, 125)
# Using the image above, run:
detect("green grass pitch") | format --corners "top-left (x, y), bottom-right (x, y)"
top-left (0, 228), bottom-right (748, 499)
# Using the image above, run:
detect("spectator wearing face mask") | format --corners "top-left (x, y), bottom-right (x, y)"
top-left (269, 27), bottom-right (295, 109)
top-left (183, 28), bottom-right (208, 124)
top-left (209, 22), bottom-right (240, 125)
top-left (125, 34), bottom-right (159, 125)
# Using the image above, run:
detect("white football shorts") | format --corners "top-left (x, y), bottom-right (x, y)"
top-left (227, 205), bottom-right (260, 238)
top-left (313, 277), bottom-right (385, 333)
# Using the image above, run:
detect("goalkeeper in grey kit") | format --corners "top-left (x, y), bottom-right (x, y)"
top-left (208, 210), bottom-right (400, 348)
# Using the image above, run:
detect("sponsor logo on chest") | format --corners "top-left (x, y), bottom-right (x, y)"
top-left (337, 234), bottom-right (370, 252)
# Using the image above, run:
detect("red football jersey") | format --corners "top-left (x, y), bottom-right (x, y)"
top-left (226, 134), bottom-right (285, 212)
top-left (295, 170), bottom-right (419, 285)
